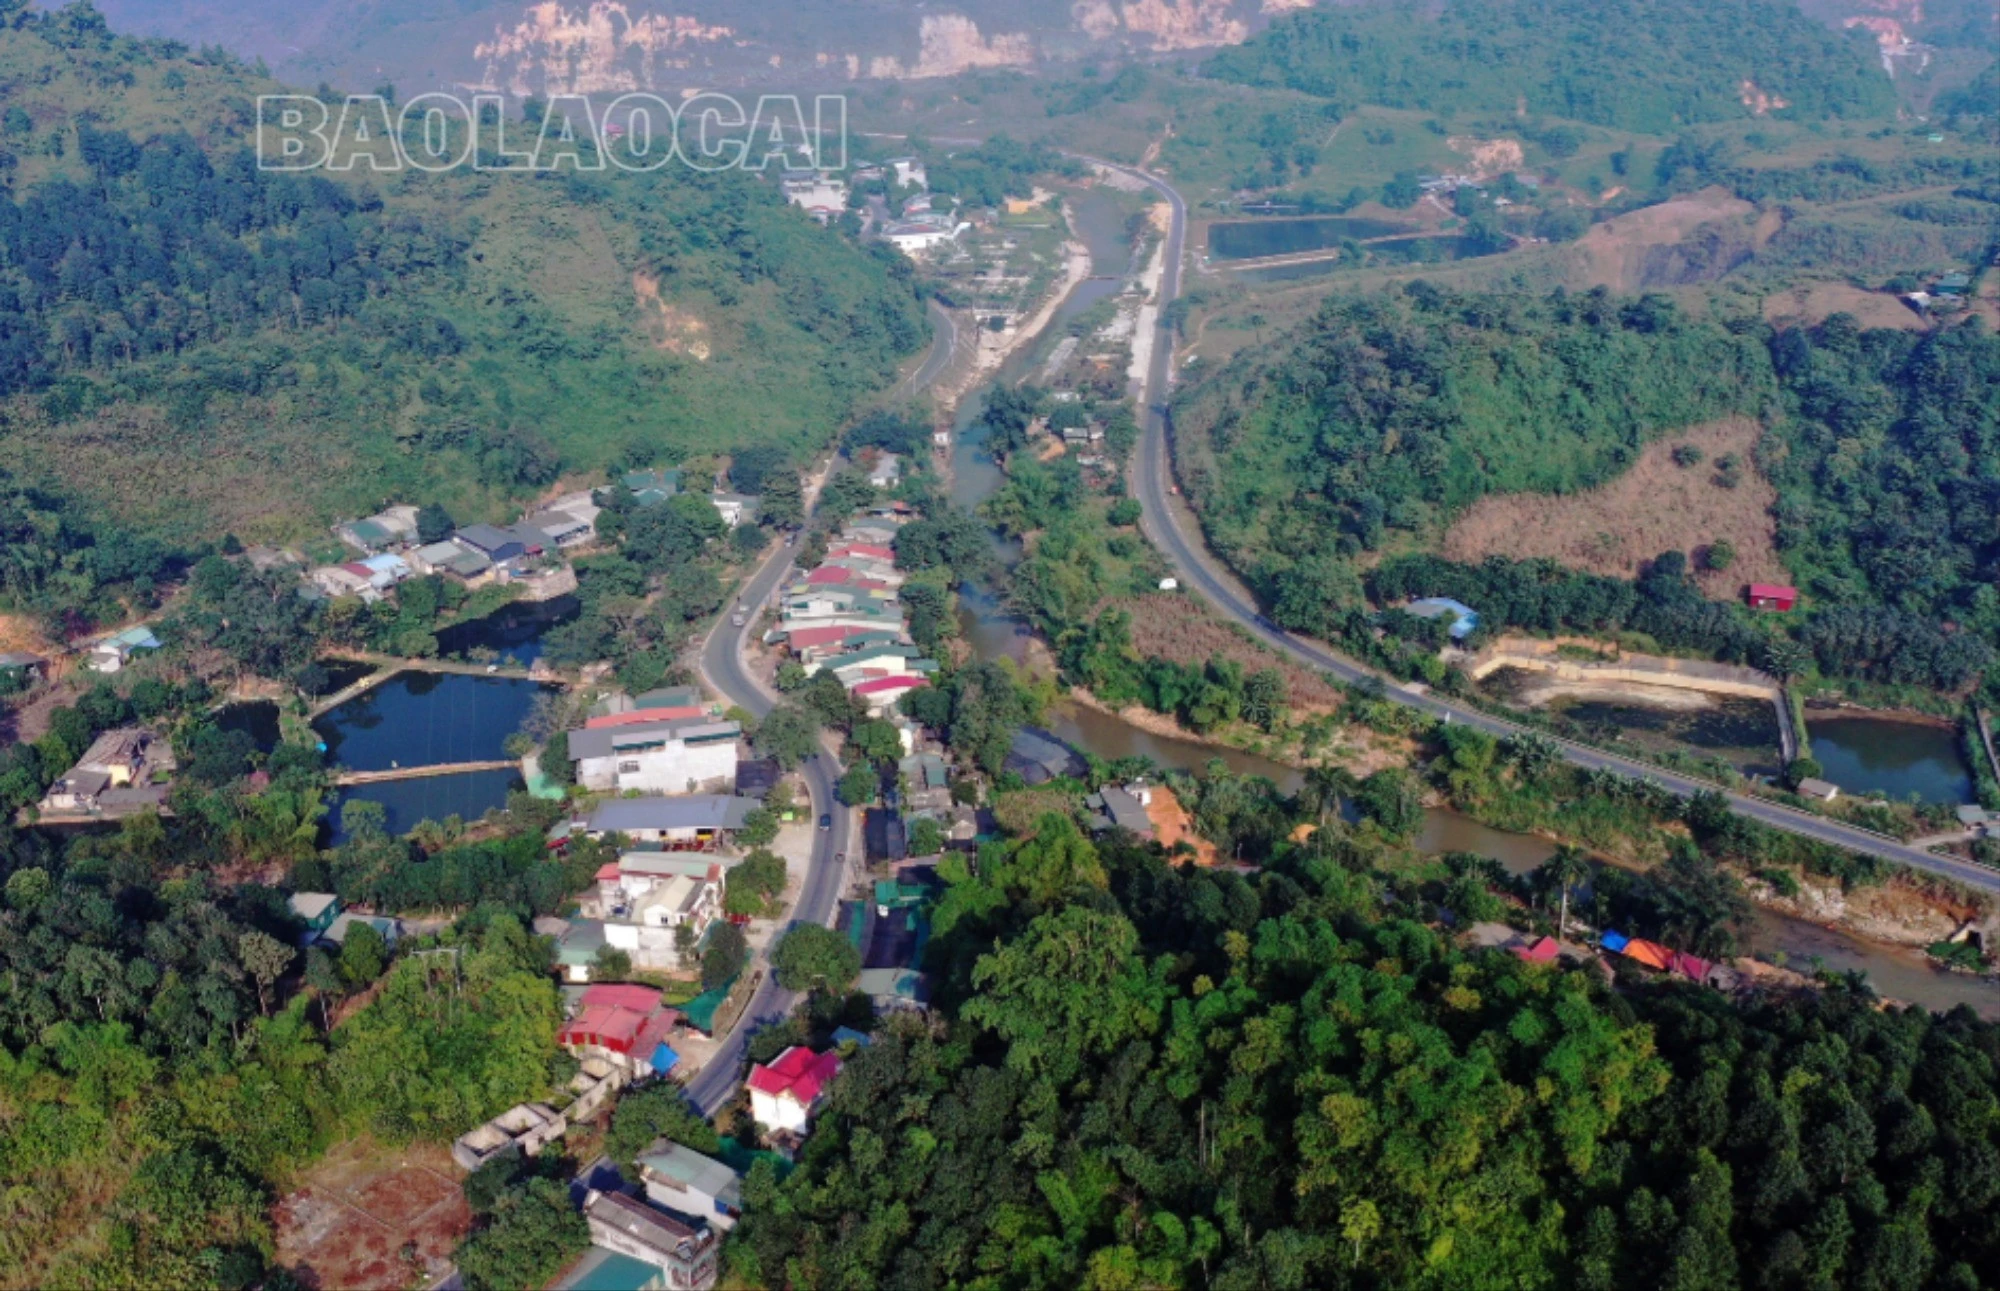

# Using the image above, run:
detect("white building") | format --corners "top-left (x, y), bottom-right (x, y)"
top-left (567, 718), bottom-right (741, 795)
top-left (881, 222), bottom-right (959, 257)
top-left (747, 1046), bottom-right (841, 1134)
top-left (885, 156), bottom-right (927, 189)
top-left (709, 493), bottom-right (754, 527)
top-left (602, 870), bottom-right (723, 968)
top-left (87, 626), bottom-right (160, 674)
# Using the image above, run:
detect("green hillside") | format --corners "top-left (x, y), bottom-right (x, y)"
top-left (1206, 0), bottom-right (1896, 132)
top-left (0, 6), bottom-right (924, 548)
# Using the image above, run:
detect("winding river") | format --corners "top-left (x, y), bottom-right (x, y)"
top-left (941, 184), bottom-right (2000, 1018)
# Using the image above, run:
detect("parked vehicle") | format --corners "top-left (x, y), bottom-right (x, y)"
top-left (818, 813), bottom-right (832, 831)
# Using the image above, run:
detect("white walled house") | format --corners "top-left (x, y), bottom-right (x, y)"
top-left (747, 1046), bottom-right (841, 1134)
top-left (568, 718), bottom-right (741, 795)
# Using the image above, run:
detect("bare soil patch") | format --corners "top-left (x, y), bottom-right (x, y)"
top-left (1764, 282), bottom-right (1928, 332)
top-left (273, 1138), bottom-right (470, 1291)
top-left (1565, 187), bottom-right (1757, 291)
top-left (1441, 417), bottom-right (1786, 599)
top-left (1114, 595), bottom-right (1342, 711)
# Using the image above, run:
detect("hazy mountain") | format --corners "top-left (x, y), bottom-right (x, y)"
top-left (88, 0), bottom-right (1296, 98)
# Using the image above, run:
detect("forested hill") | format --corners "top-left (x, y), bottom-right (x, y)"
top-left (1173, 287), bottom-right (2000, 692)
top-left (0, 5), bottom-right (924, 547)
top-left (732, 814), bottom-right (2000, 1288)
top-left (1204, 0), bottom-right (1896, 132)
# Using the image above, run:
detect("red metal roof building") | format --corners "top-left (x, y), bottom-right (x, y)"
top-left (746, 1046), bottom-right (841, 1132)
top-left (558, 983), bottom-right (682, 1077)
top-left (1747, 584), bottom-right (1798, 612)
top-left (783, 625), bottom-right (873, 651)
top-left (584, 706), bottom-right (706, 729)
top-left (1511, 936), bottom-right (1560, 963)
top-left (851, 675), bottom-right (927, 698)
top-left (827, 543), bottom-right (893, 561)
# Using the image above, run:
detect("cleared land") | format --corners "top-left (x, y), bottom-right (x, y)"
top-left (1441, 417), bottom-right (1787, 598)
top-left (272, 1138), bottom-right (470, 1291)
top-left (1764, 281), bottom-right (1930, 331)
top-left (1114, 594), bottom-right (1343, 711)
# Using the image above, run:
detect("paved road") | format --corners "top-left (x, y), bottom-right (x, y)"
top-left (684, 527), bottom-right (852, 1115)
top-left (1085, 154), bottom-right (2000, 900)
top-left (887, 298), bottom-right (959, 404)
top-left (682, 304), bottom-right (958, 1114)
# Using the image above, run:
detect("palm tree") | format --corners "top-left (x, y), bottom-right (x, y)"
top-left (1538, 845), bottom-right (1591, 943)
top-left (1301, 764), bottom-right (1357, 825)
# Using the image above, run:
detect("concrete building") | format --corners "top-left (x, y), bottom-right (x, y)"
top-left (747, 1046), bottom-right (841, 1133)
top-left (87, 625), bottom-right (160, 673)
top-left (581, 1190), bottom-right (721, 1291)
top-left (709, 493), bottom-right (754, 528)
top-left (40, 727), bottom-right (173, 814)
top-left (568, 717), bottom-right (742, 795)
top-left (602, 868), bottom-right (723, 969)
top-left (452, 1102), bottom-right (567, 1171)
top-left (638, 1142), bottom-right (743, 1230)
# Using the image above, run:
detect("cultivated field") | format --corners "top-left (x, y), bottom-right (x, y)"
top-left (272, 1138), bottom-right (470, 1290)
top-left (1441, 417), bottom-right (1787, 598)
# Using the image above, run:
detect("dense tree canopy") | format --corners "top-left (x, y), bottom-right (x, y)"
top-left (1206, 0), bottom-right (1894, 131)
top-left (732, 797), bottom-right (2000, 1290)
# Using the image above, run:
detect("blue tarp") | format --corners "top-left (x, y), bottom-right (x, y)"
top-left (1600, 930), bottom-right (1630, 953)
top-left (651, 1042), bottom-right (680, 1072)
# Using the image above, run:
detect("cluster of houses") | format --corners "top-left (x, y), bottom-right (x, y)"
top-left (764, 511), bottom-right (937, 718)
top-left (620, 466), bottom-right (755, 528)
top-left (313, 496), bottom-right (596, 604)
top-left (539, 751), bottom-right (786, 978)
top-left (36, 726), bottom-right (174, 819)
top-left (446, 980), bottom-right (868, 1291)
top-left (1903, 268), bottom-right (1977, 316)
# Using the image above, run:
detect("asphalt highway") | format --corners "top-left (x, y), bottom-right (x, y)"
top-left (1080, 154), bottom-right (2000, 900)
top-left (683, 300), bottom-right (958, 1114)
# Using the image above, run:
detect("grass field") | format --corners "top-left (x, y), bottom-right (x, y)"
top-left (1440, 417), bottom-right (1788, 599)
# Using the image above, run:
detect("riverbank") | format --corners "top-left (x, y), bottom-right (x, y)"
top-left (931, 212), bottom-right (1093, 414)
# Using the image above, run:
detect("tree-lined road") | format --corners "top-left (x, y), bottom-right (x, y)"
top-left (1086, 154), bottom-right (2000, 900)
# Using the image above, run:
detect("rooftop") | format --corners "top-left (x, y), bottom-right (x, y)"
top-left (587, 795), bottom-right (760, 834)
top-left (638, 1142), bottom-right (743, 1207)
top-left (747, 1045), bottom-right (840, 1106)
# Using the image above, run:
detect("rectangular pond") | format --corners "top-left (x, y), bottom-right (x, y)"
top-left (329, 767), bottom-right (525, 844)
top-left (1805, 714), bottom-right (1973, 804)
top-left (1208, 215), bottom-right (1412, 260)
top-left (312, 671), bottom-right (553, 772)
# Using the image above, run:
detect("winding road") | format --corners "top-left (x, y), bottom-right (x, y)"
top-left (681, 301), bottom-right (959, 1114)
top-left (1083, 155), bottom-right (2000, 900)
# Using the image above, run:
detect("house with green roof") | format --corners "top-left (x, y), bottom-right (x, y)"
top-left (638, 1142), bottom-right (744, 1229)
top-left (623, 468), bottom-right (684, 506)
top-left (553, 1245), bottom-right (669, 1291)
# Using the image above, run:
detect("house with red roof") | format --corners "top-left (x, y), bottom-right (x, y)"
top-left (558, 982), bottom-right (682, 1079)
top-left (1746, 583), bottom-right (1798, 612)
top-left (747, 1046), bottom-right (841, 1133)
top-left (851, 674), bottom-right (928, 715)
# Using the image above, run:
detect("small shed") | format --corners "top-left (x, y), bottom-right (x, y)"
top-left (1405, 597), bottom-right (1480, 640)
top-left (1510, 936), bottom-right (1560, 963)
top-left (1746, 584), bottom-right (1798, 612)
top-left (1794, 777), bottom-right (1840, 802)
